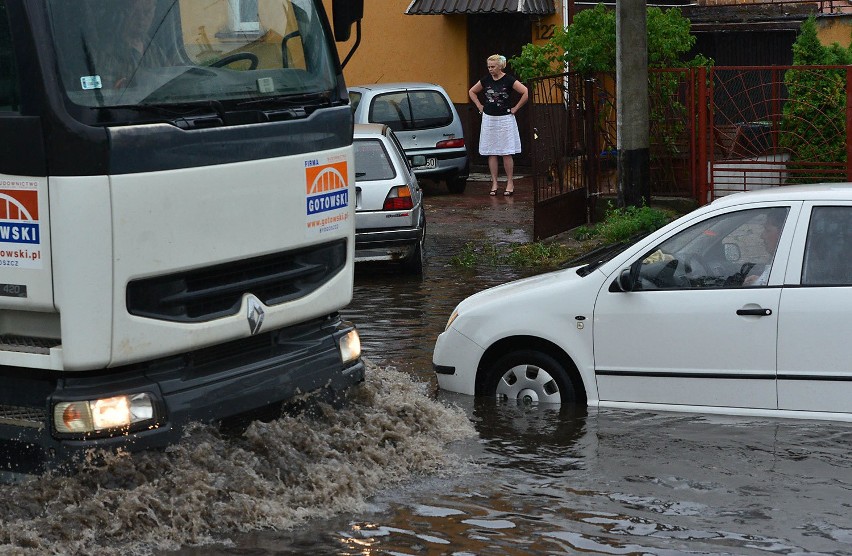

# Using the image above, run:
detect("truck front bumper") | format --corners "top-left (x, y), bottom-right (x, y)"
top-left (0, 314), bottom-right (364, 473)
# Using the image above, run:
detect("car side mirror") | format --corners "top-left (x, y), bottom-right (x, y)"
top-left (410, 155), bottom-right (427, 168)
top-left (616, 268), bottom-right (635, 292)
top-left (724, 242), bottom-right (741, 262)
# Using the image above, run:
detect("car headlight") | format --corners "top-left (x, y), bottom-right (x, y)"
top-left (445, 309), bottom-right (459, 331)
top-left (53, 393), bottom-right (156, 435)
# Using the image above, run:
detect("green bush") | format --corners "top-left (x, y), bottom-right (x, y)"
top-left (591, 204), bottom-right (672, 243)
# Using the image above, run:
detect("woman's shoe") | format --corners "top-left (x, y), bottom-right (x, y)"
top-left (503, 189), bottom-right (514, 196)
top-left (489, 186), bottom-right (498, 196)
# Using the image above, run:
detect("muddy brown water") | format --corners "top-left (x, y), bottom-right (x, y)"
top-left (2, 178), bottom-right (852, 555)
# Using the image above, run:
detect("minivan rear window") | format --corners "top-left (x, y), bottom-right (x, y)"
top-left (369, 90), bottom-right (452, 132)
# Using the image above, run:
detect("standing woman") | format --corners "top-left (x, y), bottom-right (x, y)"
top-left (469, 54), bottom-right (529, 196)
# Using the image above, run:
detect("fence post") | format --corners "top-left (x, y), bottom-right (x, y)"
top-left (697, 66), bottom-right (708, 204)
top-left (847, 68), bottom-right (852, 182)
top-left (584, 76), bottom-right (598, 223)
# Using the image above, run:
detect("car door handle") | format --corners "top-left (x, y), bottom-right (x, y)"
top-left (736, 308), bottom-right (773, 316)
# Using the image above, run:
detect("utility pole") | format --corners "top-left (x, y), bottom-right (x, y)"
top-left (616, 0), bottom-right (650, 207)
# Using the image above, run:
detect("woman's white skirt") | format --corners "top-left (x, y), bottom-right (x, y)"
top-left (479, 114), bottom-right (521, 156)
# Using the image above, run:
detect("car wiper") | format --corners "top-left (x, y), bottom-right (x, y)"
top-left (569, 232), bottom-right (649, 276)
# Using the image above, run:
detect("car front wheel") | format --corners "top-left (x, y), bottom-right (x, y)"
top-left (484, 350), bottom-right (577, 405)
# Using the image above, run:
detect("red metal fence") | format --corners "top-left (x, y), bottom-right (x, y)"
top-left (591, 65), bottom-right (852, 204)
top-left (528, 65), bottom-right (852, 239)
top-left (701, 65), bottom-right (850, 202)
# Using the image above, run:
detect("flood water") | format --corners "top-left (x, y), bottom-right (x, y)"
top-left (3, 178), bottom-right (852, 555)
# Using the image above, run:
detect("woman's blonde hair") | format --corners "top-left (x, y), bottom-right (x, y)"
top-left (487, 54), bottom-right (506, 69)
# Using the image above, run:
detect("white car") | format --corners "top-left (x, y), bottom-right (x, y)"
top-left (434, 184), bottom-right (852, 421)
top-left (353, 123), bottom-right (426, 274)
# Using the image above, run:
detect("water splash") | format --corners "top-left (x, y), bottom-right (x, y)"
top-left (0, 361), bottom-right (475, 555)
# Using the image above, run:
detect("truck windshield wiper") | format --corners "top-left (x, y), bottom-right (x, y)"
top-left (107, 100), bottom-right (223, 115)
top-left (236, 91), bottom-right (333, 109)
top-left (99, 100), bottom-right (226, 128)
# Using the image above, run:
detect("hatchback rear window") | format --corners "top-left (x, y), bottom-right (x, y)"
top-left (354, 139), bottom-right (396, 182)
top-left (368, 90), bottom-right (452, 132)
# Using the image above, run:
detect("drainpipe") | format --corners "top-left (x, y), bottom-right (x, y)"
top-left (563, 0), bottom-right (571, 73)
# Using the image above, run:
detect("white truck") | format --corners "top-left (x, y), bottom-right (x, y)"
top-left (0, 0), bottom-right (365, 471)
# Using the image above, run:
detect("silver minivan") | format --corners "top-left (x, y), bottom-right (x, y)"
top-left (349, 82), bottom-right (469, 194)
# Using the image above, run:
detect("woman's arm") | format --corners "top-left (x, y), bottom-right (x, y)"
top-left (510, 81), bottom-right (529, 115)
top-left (469, 81), bottom-right (484, 114)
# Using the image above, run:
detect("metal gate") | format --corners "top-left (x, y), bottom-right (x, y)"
top-left (528, 72), bottom-right (595, 241)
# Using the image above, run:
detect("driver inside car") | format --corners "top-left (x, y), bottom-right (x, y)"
top-left (742, 209), bottom-right (786, 286)
top-left (635, 207), bottom-right (789, 290)
top-left (97, 0), bottom-right (163, 89)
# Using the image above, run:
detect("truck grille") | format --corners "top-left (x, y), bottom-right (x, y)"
top-left (126, 239), bottom-right (347, 322)
top-left (0, 335), bottom-right (60, 355)
top-left (0, 404), bottom-right (45, 429)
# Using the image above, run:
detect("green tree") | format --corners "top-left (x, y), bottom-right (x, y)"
top-left (509, 4), bottom-right (706, 81)
top-left (781, 17), bottom-right (852, 183)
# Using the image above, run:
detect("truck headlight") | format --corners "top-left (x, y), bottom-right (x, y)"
top-left (53, 393), bottom-right (155, 435)
top-left (338, 329), bottom-right (361, 364)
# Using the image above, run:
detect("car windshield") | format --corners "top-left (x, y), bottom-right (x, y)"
top-left (46, 0), bottom-right (337, 108)
top-left (354, 139), bottom-right (396, 181)
top-left (571, 233), bottom-right (650, 276)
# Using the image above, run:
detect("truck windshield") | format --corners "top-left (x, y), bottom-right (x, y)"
top-left (46, 0), bottom-right (337, 109)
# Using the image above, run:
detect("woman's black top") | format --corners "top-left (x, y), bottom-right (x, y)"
top-left (480, 74), bottom-right (517, 116)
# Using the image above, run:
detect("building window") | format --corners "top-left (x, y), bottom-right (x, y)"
top-left (229, 0), bottom-right (259, 33)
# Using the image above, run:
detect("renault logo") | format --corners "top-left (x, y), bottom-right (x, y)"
top-left (246, 295), bottom-right (265, 335)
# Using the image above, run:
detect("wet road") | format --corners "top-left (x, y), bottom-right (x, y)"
top-left (302, 176), bottom-right (852, 556)
top-left (3, 177), bottom-right (852, 555)
top-left (232, 176), bottom-right (852, 555)
top-left (343, 175), bottom-right (539, 386)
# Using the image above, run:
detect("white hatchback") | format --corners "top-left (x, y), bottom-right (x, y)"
top-left (434, 184), bottom-right (852, 421)
top-left (353, 123), bottom-right (426, 275)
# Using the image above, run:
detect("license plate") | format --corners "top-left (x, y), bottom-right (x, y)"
top-left (424, 157), bottom-right (437, 169)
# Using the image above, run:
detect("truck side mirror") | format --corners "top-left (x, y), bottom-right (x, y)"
top-left (332, 0), bottom-right (364, 42)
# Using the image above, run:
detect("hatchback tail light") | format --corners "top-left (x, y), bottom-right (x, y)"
top-left (383, 186), bottom-right (414, 211)
top-left (436, 138), bottom-right (465, 149)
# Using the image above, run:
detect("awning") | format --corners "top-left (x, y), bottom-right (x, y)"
top-left (405, 0), bottom-right (556, 15)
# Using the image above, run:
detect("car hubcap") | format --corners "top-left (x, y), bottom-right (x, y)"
top-left (495, 364), bottom-right (562, 404)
